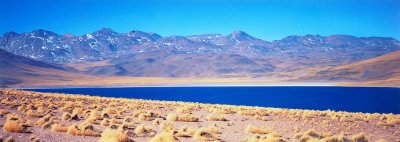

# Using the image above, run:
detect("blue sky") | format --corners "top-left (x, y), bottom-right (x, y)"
top-left (0, 0), bottom-right (399, 40)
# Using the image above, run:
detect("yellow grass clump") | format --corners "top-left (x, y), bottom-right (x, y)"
top-left (138, 111), bottom-right (161, 121)
top-left (152, 119), bottom-right (161, 125)
top-left (134, 124), bottom-right (156, 137)
top-left (245, 133), bottom-right (284, 142)
top-left (245, 125), bottom-right (273, 134)
top-left (66, 124), bottom-right (100, 136)
top-left (167, 113), bottom-right (199, 122)
top-left (193, 128), bottom-right (219, 141)
top-left (99, 128), bottom-right (130, 142)
top-left (61, 112), bottom-right (72, 120)
top-left (3, 119), bottom-right (27, 133)
top-left (51, 123), bottom-right (68, 132)
top-left (150, 131), bottom-right (179, 142)
top-left (101, 119), bottom-right (110, 126)
top-left (0, 109), bottom-right (10, 117)
top-left (176, 125), bottom-right (197, 137)
top-left (207, 114), bottom-right (228, 121)
top-left (25, 110), bottom-right (43, 118)
top-left (351, 133), bottom-right (368, 142)
top-left (386, 117), bottom-right (400, 126)
top-left (36, 114), bottom-right (53, 127)
top-left (159, 122), bottom-right (176, 132)
top-left (294, 129), bottom-right (346, 142)
top-left (176, 107), bottom-right (192, 114)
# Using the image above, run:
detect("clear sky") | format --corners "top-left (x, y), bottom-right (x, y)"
top-left (0, 0), bottom-right (399, 41)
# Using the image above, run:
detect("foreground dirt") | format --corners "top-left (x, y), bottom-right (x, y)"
top-left (0, 89), bottom-right (399, 142)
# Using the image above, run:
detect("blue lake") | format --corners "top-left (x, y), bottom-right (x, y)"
top-left (27, 86), bottom-right (400, 114)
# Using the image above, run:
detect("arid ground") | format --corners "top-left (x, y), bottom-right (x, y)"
top-left (0, 89), bottom-right (399, 142)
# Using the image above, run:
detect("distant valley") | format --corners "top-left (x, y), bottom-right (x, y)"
top-left (1, 28), bottom-right (399, 87)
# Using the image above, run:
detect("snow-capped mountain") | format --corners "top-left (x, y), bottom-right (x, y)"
top-left (1, 28), bottom-right (399, 65)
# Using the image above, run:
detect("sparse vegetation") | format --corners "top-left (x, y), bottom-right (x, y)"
top-left (0, 89), bottom-right (397, 142)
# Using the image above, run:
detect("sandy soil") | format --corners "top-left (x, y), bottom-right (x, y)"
top-left (0, 89), bottom-right (399, 142)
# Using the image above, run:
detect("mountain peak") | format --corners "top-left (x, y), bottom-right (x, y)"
top-left (94, 28), bottom-right (118, 36)
top-left (128, 30), bottom-right (162, 41)
top-left (2, 31), bottom-right (20, 37)
top-left (31, 29), bottom-right (58, 37)
top-left (230, 31), bottom-right (250, 36)
top-left (228, 31), bottom-right (255, 42)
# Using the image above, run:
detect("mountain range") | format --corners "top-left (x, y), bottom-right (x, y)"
top-left (1, 28), bottom-right (400, 87)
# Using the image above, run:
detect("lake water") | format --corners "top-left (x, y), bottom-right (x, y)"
top-left (27, 86), bottom-right (400, 114)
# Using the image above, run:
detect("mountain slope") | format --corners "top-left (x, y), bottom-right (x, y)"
top-left (303, 50), bottom-right (400, 83)
top-left (0, 49), bottom-right (75, 87)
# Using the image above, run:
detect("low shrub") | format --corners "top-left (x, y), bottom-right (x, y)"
top-left (51, 123), bottom-right (68, 132)
top-left (150, 132), bottom-right (179, 142)
top-left (193, 128), bottom-right (218, 141)
top-left (245, 125), bottom-right (272, 134)
top-left (3, 119), bottom-right (26, 133)
top-left (134, 124), bottom-right (156, 137)
top-left (207, 114), bottom-right (227, 121)
top-left (99, 128), bottom-right (130, 142)
top-left (176, 125), bottom-right (196, 137)
top-left (167, 113), bottom-right (199, 122)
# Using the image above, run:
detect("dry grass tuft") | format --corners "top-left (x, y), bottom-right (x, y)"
top-left (176, 125), bottom-right (196, 137)
top-left (207, 114), bottom-right (227, 121)
top-left (51, 123), bottom-right (68, 132)
top-left (245, 125), bottom-right (273, 134)
top-left (3, 118), bottom-right (27, 133)
top-left (167, 113), bottom-right (199, 122)
top-left (294, 129), bottom-right (346, 142)
top-left (135, 124), bottom-right (156, 137)
top-left (101, 119), bottom-right (110, 126)
top-left (152, 119), bottom-right (161, 125)
top-left (67, 124), bottom-right (81, 135)
top-left (176, 107), bottom-right (192, 114)
top-left (99, 128), bottom-right (130, 142)
top-left (0, 109), bottom-right (10, 117)
top-left (351, 133), bottom-right (368, 142)
top-left (193, 128), bottom-right (219, 141)
top-left (386, 117), bottom-right (400, 126)
top-left (166, 113), bottom-right (178, 121)
top-left (245, 133), bottom-right (284, 142)
top-left (66, 124), bottom-right (100, 136)
top-left (36, 114), bottom-right (53, 127)
top-left (159, 122), bottom-right (176, 132)
top-left (62, 112), bottom-right (71, 121)
top-left (150, 131), bottom-right (179, 142)
top-left (138, 111), bottom-right (161, 121)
